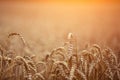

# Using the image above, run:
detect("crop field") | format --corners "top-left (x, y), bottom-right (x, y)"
top-left (0, 1), bottom-right (120, 80)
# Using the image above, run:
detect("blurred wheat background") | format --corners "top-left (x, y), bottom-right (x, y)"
top-left (0, 0), bottom-right (120, 61)
top-left (0, 1), bottom-right (120, 48)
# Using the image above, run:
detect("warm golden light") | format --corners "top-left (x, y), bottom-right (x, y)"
top-left (0, 0), bottom-right (120, 80)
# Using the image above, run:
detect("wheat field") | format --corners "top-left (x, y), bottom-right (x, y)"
top-left (0, 32), bottom-right (119, 80)
top-left (0, 1), bottom-right (120, 80)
